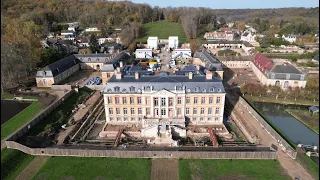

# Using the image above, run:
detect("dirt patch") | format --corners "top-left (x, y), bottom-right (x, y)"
top-left (151, 159), bottom-right (178, 180)
top-left (17, 156), bottom-right (50, 180)
top-left (62, 176), bottom-right (75, 180)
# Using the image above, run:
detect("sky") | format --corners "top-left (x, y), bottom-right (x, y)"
top-left (130, 0), bottom-right (319, 9)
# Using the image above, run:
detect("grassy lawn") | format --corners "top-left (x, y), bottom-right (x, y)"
top-left (179, 159), bottom-right (290, 180)
top-left (1, 148), bottom-right (35, 180)
top-left (286, 109), bottom-right (319, 134)
top-left (33, 157), bottom-right (151, 180)
top-left (245, 95), bottom-right (319, 106)
top-left (1, 101), bottom-right (41, 140)
top-left (135, 20), bottom-right (186, 44)
top-left (1, 92), bottom-right (38, 100)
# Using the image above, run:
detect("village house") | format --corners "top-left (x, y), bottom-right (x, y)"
top-left (204, 28), bottom-right (235, 41)
top-left (240, 31), bottom-right (256, 43)
top-left (202, 40), bottom-right (255, 55)
top-left (193, 50), bottom-right (224, 80)
top-left (282, 34), bottom-right (297, 43)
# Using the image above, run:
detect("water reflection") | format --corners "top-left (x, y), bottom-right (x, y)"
top-left (254, 102), bottom-right (319, 147)
top-left (1, 100), bottom-right (31, 125)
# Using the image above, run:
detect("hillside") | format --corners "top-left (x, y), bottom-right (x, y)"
top-left (134, 21), bottom-right (187, 44)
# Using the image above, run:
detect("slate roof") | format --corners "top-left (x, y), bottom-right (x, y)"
top-left (194, 51), bottom-right (223, 71)
top-left (104, 75), bottom-right (225, 94)
top-left (202, 40), bottom-right (254, 47)
top-left (268, 64), bottom-right (306, 80)
top-left (242, 32), bottom-right (249, 37)
top-left (36, 55), bottom-right (80, 77)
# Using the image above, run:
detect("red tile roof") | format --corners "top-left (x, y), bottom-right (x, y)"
top-left (252, 53), bottom-right (274, 75)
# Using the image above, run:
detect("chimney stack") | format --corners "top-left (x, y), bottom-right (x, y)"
top-left (206, 71), bottom-right (213, 80)
top-left (188, 72), bottom-right (193, 79)
top-left (120, 61), bottom-right (123, 68)
top-left (116, 72), bottom-right (122, 79)
top-left (135, 72), bottom-right (139, 80)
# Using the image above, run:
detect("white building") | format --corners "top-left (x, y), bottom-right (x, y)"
top-left (169, 36), bottom-right (179, 49)
top-left (282, 35), bottom-right (297, 43)
top-left (85, 27), bottom-right (100, 32)
top-left (173, 48), bottom-right (192, 59)
top-left (147, 36), bottom-right (159, 49)
top-left (68, 27), bottom-right (76, 32)
top-left (135, 49), bottom-right (153, 58)
top-left (241, 31), bottom-right (256, 43)
top-left (61, 30), bottom-right (74, 36)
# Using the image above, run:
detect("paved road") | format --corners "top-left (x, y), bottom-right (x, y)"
top-left (227, 92), bottom-right (314, 180)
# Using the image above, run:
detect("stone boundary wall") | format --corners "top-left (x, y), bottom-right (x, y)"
top-left (5, 90), bottom-right (74, 142)
top-left (51, 85), bottom-right (72, 90)
top-left (238, 96), bottom-right (297, 159)
top-left (5, 141), bottom-right (276, 159)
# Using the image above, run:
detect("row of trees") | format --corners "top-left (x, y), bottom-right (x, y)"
top-left (241, 81), bottom-right (319, 102)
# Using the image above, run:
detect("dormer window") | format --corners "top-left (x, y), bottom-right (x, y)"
top-left (107, 88), bottom-right (112, 93)
top-left (122, 88), bottom-right (127, 93)
top-left (97, 58), bottom-right (99, 61)
top-left (129, 86), bottom-right (135, 92)
top-left (194, 87), bottom-right (200, 92)
top-left (209, 87), bottom-right (215, 92)
top-left (114, 86), bottom-right (120, 92)
top-left (88, 58), bottom-right (91, 62)
top-left (43, 71), bottom-right (46, 76)
top-left (286, 74), bottom-right (290, 80)
top-left (217, 88), bottom-right (221, 92)
top-left (301, 74), bottom-right (305, 80)
top-left (145, 86), bottom-right (151, 91)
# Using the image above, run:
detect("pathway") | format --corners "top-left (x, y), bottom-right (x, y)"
top-left (151, 159), bottom-right (179, 180)
top-left (15, 156), bottom-right (49, 180)
top-left (227, 93), bottom-right (314, 180)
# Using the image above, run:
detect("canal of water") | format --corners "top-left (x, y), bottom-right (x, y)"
top-left (1, 100), bottom-right (32, 125)
top-left (253, 102), bottom-right (319, 147)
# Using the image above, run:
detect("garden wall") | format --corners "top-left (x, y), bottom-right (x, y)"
top-left (5, 141), bottom-right (277, 159)
top-left (238, 96), bottom-right (297, 159)
top-left (5, 90), bottom-right (74, 142)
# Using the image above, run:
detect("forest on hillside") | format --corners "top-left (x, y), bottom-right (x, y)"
top-left (1, 0), bottom-right (319, 91)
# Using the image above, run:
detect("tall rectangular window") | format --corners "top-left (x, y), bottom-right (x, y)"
top-left (137, 97), bottom-right (142, 104)
top-left (154, 98), bottom-right (159, 106)
top-left (146, 108), bottom-right (150, 115)
top-left (194, 97), bottom-right (198, 104)
top-left (145, 97), bottom-right (149, 105)
top-left (108, 97), bottom-right (112, 104)
top-left (138, 108), bottom-right (142, 115)
top-left (193, 108), bottom-right (197, 116)
top-left (109, 108), bottom-right (113, 115)
top-left (169, 97), bottom-right (173, 106)
top-left (186, 97), bottom-right (190, 104)
top-left (130, 97), bottom-right (134, 104)
top-left (161, 108), bottom-right (166, 116)
top-left (215, 107), bottom-right (220, 115)
top-left (216, 97), bottom-right (221, 104)
top-left (177, 108), bottom-right (181, 115)
top-left (115, 97), bottom-right (119, 104)
top-left (177, 97), bottom-right (182, 104)
top-left (161, 97), bottom-right (166, 106)
top-left (200, 108), bottom-right (204, 115)
top-left (201, 97), bottom-right (205, 104)
top-left (215, 117), bottom-right (219, 121)
top-left (208, 108), bottom-right (212, 115)
top-left (209, 97), bottom-right (213, 104)
top-left (186, 108), bottom-right (190, 115)
top-left (123, 108), bottom-right (127, 115)
top-left (155, 108), bottom-right (159, 116)
top-left (130, 108), bottom-right (135, 115)
top-left (116, 108), bottom-right (120, 115)
top-left (122, 97), bottom-right (127, 104)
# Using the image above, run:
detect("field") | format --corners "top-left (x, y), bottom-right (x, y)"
top-left (179, 159), bottom-right (290, 180)
top-left (286, 109), bottom-right (319, 134)
top-left (33, 157), bottom-right (151, 180)
top-left (151, 159), bottom-right (178, 180)
top-left (135, 20), bottom-right (186, 44)
top-left (1, 101), bottom-right (41, 140)
top-left (1, 148), bottom-right (35, 180)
